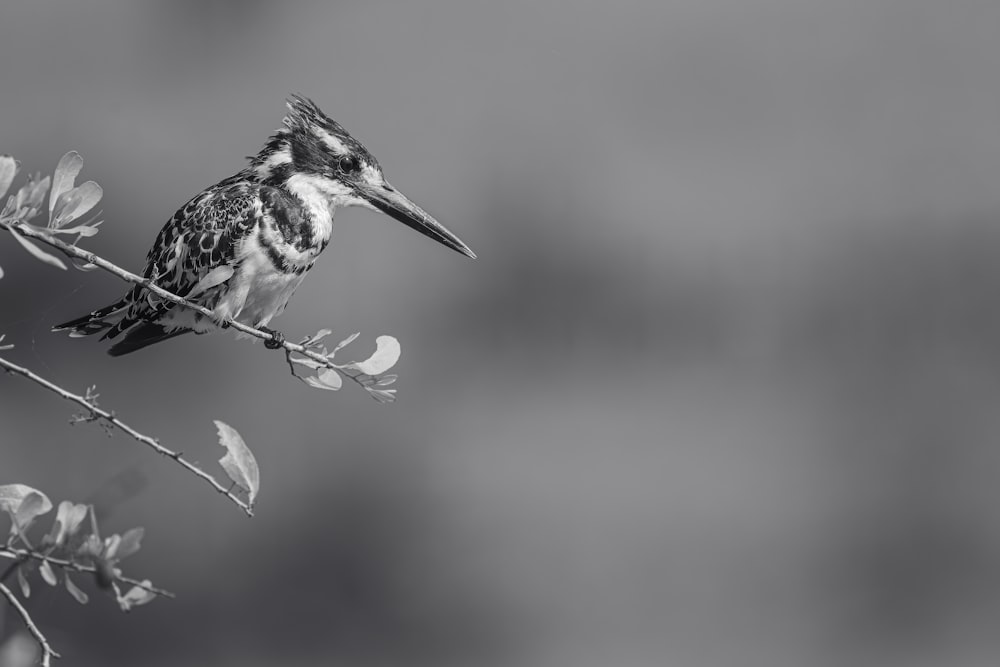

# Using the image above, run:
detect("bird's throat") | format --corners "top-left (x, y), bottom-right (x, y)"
top-left (282, 173), bottom-right (339, 245)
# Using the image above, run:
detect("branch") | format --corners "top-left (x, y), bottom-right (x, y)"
top-left (0, 547), bottom-right (173, 599)
top-left (0, 219), bottom-right (388, 398)
top-left (0, 356), bottom-right (253, 517)
top-left (0, 581), bottom-right (60, 665)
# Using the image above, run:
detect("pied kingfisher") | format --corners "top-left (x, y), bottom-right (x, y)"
top-left (54, 95), bottom-right (475, 355)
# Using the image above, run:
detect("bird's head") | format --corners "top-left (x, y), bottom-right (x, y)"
top-left (250, 95), bottom-right (475, 258)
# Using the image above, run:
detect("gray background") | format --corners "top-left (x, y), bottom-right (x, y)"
top-left (3, 1), bottom-right (1000, 665)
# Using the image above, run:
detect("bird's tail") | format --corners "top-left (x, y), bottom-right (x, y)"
top-left (55, 296), bottom-right (189, 356)
top-left (52, 298), bottom-right (131, 337)
top-left (107, 322), bottom-right (190, 357)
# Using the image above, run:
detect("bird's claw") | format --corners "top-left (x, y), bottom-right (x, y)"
top-left (261, 327), bottom-right (285, 349)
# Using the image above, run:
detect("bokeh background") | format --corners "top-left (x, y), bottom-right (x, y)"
top-left (3, 1), bottom-right (1000, 665)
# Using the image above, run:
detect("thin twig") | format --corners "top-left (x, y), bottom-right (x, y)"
top-left (0, 356), bottom-right (253, 517)
top-left (0, 581), bottom-right (60, 665)
top-left (0, 547), bottom-right (173, 598)
top-left (0, 219), bottom-right (379, 395)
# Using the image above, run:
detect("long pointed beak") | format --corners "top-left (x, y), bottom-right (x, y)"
top-left (357, 180), bottom-right (476, 259)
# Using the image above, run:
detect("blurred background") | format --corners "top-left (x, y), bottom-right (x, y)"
top-left (3, 1), bottom-right (1000, 665)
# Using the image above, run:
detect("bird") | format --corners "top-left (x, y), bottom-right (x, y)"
top-left (53, 95), bottom-right (475, 356)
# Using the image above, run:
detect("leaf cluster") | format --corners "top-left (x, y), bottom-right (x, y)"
top-left (0, 152), bottom-right (103, 277)
top-left (0, 484), bottom-right (159, 612)
top-left (287, 330), bottom-right (400, 402)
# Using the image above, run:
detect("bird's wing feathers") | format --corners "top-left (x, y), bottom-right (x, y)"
top-left (107, 182), bottom-right (262, 338)
top-left (146, 183), bottom-right (258, 294)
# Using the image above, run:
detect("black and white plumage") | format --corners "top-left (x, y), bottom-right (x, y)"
top-left (54, 95), bottom-right (475, 356)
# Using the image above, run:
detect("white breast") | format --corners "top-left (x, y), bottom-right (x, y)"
top-left (221, 233), bottom-right (310, 329)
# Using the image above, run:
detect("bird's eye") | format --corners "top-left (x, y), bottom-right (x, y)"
top-left (338, 155), bottom-right (361, 173)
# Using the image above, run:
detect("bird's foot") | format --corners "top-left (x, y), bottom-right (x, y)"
top-left (260, 326), bottom-right (285, 349)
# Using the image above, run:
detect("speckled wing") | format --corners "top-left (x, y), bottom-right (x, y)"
top-left (103, 181), bottom-right (261, 340)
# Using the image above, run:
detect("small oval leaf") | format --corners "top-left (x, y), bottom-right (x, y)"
top-left (15, 176), bottom-right (50, 219)
top-left (215, 420), bottom-right (259, 505)
top-left (317, 368), bottom-right (343, 390)
top-left (65, 572), bottom-right (89, 604)
top-left (49, 151), bottom-right (83, 216)
top-left (349, 335), bottom-right (401, 375)
top-left (48, 501), bottom-right (88, 547)
top-left (9, 228), bottom-right (67, 270)
top-left (369, 388), bottom-right (397, 404)
top-left (52, 181), bottom-right (102, 228)
top-left (331, 332), bottom-right (360, 355)
top-left (103, 534), bottom-right (122, 560)
top-left (304, 328), bottom-right (332, 346)
top-left (39, 560), bottom-right (57, 587)
top-left (17, 567), bottom-right (30, 598)
top-left (49, 223), bottom-right (101, 237)
top-left (0, 155), bottom-right (18, 200)
top-left (70, 258), bottom-right (99, 272)
top-left (0, 485), bottom-right (53, 535)
top-left (117, 582), bottom-right (156, 611)
top-left (114, 527), bottom-right (144, 560)
top-left (304, 375), bottom-right (338, 390)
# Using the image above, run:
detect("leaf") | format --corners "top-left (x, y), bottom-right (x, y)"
top-left (330, 332), bottom-right (360, 356)
top-left (302, 328), bottom-right (332, 346)
top-left (215, 420), bottom-right (259, 505)
top-left (348, 335), bottom-right (401, 375)
top-left (102, 534), bottom-right (121, 560)
top-left (0, 155), bottom-right (17, 200)
top-left (70, 257), bottom-right (98, 272)
top-left (317, 368), bottom-right (342, 389)
top-left (48, 223), bottom-right (101, 237)
top-left (186, 264), bottom-right (234, 298)
top-left (49, 151), bottom-right (83, 216)
top-left (47, 501), bottom-right (88, 547)
top-left (0, 485), bottom-right (53, 535)
top-left (64, 573), bottom-right (89, 604)
top-left (51, 181), bottom-right (102, 228)
top-left (113, 527), bottom-right (144, 560)
top-left (14, 493), bottom-right (50, 533)
top-left (117, 582), bottom-right (156, 611)
top-left (77, 534), bottom-right (103, 560)
top-left (303, 368), bottom-right (342, 391)
top-left (368, 388), bottom-right (397, 404)
top-left (14, 175), bottom-right (49, 220)
top-left (17, 567), bottom-right (30, 598)
top-left (303, 376), bottom-right (331, 390)
top-left (39, 560), bottom-right (57, 587)
top-left (9, 228), bottom-right (67, 270)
